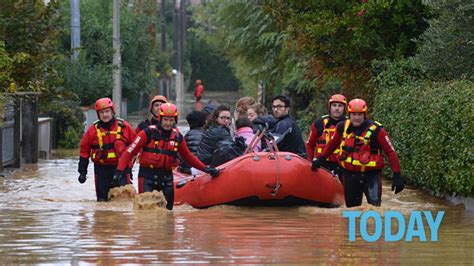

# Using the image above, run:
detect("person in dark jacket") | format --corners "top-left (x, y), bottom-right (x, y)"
top-left (270, 95), bottom-right (306, 157)
top-left (178, 110), bottom-right (207, 174)
top-left (197, 105), bottom-right (235, 166)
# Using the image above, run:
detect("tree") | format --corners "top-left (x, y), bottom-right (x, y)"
top-left (187, 31), bottom-right (240, 91)
top-left (414, 0), bottom-right (474, 80)
top-left (193, 1), bottom-right (290, 96)
top-left (1, 1), bottom-right (63, 93)
top-left (267, 0), bottom-right (431, 97)
top-left (57, 0), bottom-right (163, 105)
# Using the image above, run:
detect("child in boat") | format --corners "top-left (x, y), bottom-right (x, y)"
top-left (235, 116), bottom-right (261, 152)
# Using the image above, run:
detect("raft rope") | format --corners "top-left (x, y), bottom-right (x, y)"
top-left (176, 129), bottom-right (282, 195)
top-left (244, 130), bottom-right (260, 154)
top-left (245, 128), bottom-right (267, 155)
top-left (265, 137), bottom-right (281, 196)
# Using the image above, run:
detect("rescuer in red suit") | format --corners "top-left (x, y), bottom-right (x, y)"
top-left (78, 97), bottom-right (137, 201)
top-left (312, 99), bottom-right (405, 207)
top-left (114, 103), bottom-right (220, 210)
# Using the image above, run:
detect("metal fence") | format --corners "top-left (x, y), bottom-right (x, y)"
top-left (1, 96), bottom-right (16, 168)
top-left (0, 94), bottom-right (52, 169)
top-left (1, 121), bottom-right (15, 166)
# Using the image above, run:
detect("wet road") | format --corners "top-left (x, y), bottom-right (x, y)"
top-left (0, 151), bottom-right (473, 264)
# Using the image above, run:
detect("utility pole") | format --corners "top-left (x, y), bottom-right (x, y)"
top-left (160, 0), bottom-right (167, 52)
top-left (172, 0), bottom-right (184, 106)
top-left (160, 0), bottom-right (167, 96)
top-left (112, 0), bottom-right (122, 117)
top-left (70, 0), bottom-right (80, 61)
top-left (179, 0), bottom-right (186, 102)
top-left (180, 0), bottom-right (186, 68)
top-left (172, 0), bottom-right (178, 75)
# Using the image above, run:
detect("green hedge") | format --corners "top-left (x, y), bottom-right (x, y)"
top-left (373, 77), bottom-right (473, 197)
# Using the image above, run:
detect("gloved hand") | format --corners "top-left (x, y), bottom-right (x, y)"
top-left (263, 131), bottom-right (274, 141)
top-left (391, 172), bottom-right (405, 194)
top-left (78, 174), bottom-right (87, 184)
top-left (112, 170), bottom-right (124, 185)
top-left (204, 166), bottom-right (220, 177)
top-left (178, 166), bottom-right (192, 175)
top-left (311, 157), bottom-right (326, 171)
top-left (235, 136), bottom-right (247, 150)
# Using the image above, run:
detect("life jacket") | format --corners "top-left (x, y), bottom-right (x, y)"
top-left (90, 118), bottom-right (124, 164)
top-left (338, 120), bottom-right (385, 172)
top-left (139, 126), bottom-right (183, 170)
top-left (314, 115), bottom-right (344, 163)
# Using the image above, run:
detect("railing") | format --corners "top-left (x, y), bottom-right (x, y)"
top-left (1, 122), bottom-right (15, 167)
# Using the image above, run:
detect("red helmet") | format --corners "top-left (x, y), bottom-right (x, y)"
top-left (347, 99), bottom-right (368, 115)
top-left (196, 79), bottom-right (202, 85)
top-left (149, 95), bottom-right (168, 116)
top-left (328, 94), bottom-right (347, 110)
top-left (95, 97), bottom-right (115, 114)
top-left (158, 103), bottom-right (179, 123)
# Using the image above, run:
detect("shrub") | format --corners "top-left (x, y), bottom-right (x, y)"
top-left (39, 98), bottom-right (85, 149)
top-left (373, 66), bottom-right (473, 197)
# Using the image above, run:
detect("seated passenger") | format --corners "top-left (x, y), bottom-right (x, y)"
top-left (235, 116), bottom-right (261, 152)
top-left (234, 96), bottom-right (257, 119)
top-left (178, 110), bottom-right (207, 174)
top-left (270, 95), bottom-right (306, 157)
top-left (197, 105), bottom-right (234, 165)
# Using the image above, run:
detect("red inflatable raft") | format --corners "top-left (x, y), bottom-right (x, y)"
top-left (173, 151), bottom-right (344, 208)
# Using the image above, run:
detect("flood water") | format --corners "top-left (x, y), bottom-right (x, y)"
top-left (0, 150), bottom-right (472, 264)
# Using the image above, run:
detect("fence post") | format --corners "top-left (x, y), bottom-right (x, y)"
top-left (0, 126), bottom-right (3, 171)
top-left (22, 94), bottom-right (38, 164)
top-left (13, 97), bottom-right (21, 167)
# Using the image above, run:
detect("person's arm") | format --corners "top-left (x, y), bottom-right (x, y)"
top-left (123, 122), bottom-right (138, 145)
top-left (79, 126), bottom-right (93, 160)
top-left (306, 120), bottom-right (323, 161)
top-left (375, 128), bottom-right (401, 174)
top-left (124, 122), bottom-right (138, 171)
top-left (134, 124), bottom-right (142, 134)
top-left (78, 126), bottom-right (93, 180)
top-left (117, 130), bottom-right (149, 171)
top-left (272, 119), bottom-right (291, 135)
top-left (178, 139), bottom-right (206, 171)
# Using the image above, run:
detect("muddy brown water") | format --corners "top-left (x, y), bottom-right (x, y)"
top-left (0, 153), bottom-right (473, 264)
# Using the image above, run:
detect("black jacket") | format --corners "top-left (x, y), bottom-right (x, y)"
top-left (210, 137), bottom-right (246, 167)
top-left (252, 115), bottom-right (275, 133)
top-left (271, 114), bottom-right (306, 157)
top-left (185, 127), bottom-right (204, 155)
top-left (178, 127), bottom-right (204, 173)
top-left (197, 125), bottom-right (233, 165)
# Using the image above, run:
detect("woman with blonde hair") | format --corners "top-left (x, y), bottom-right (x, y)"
top-left (234, 96), bottom-right (256, 119)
